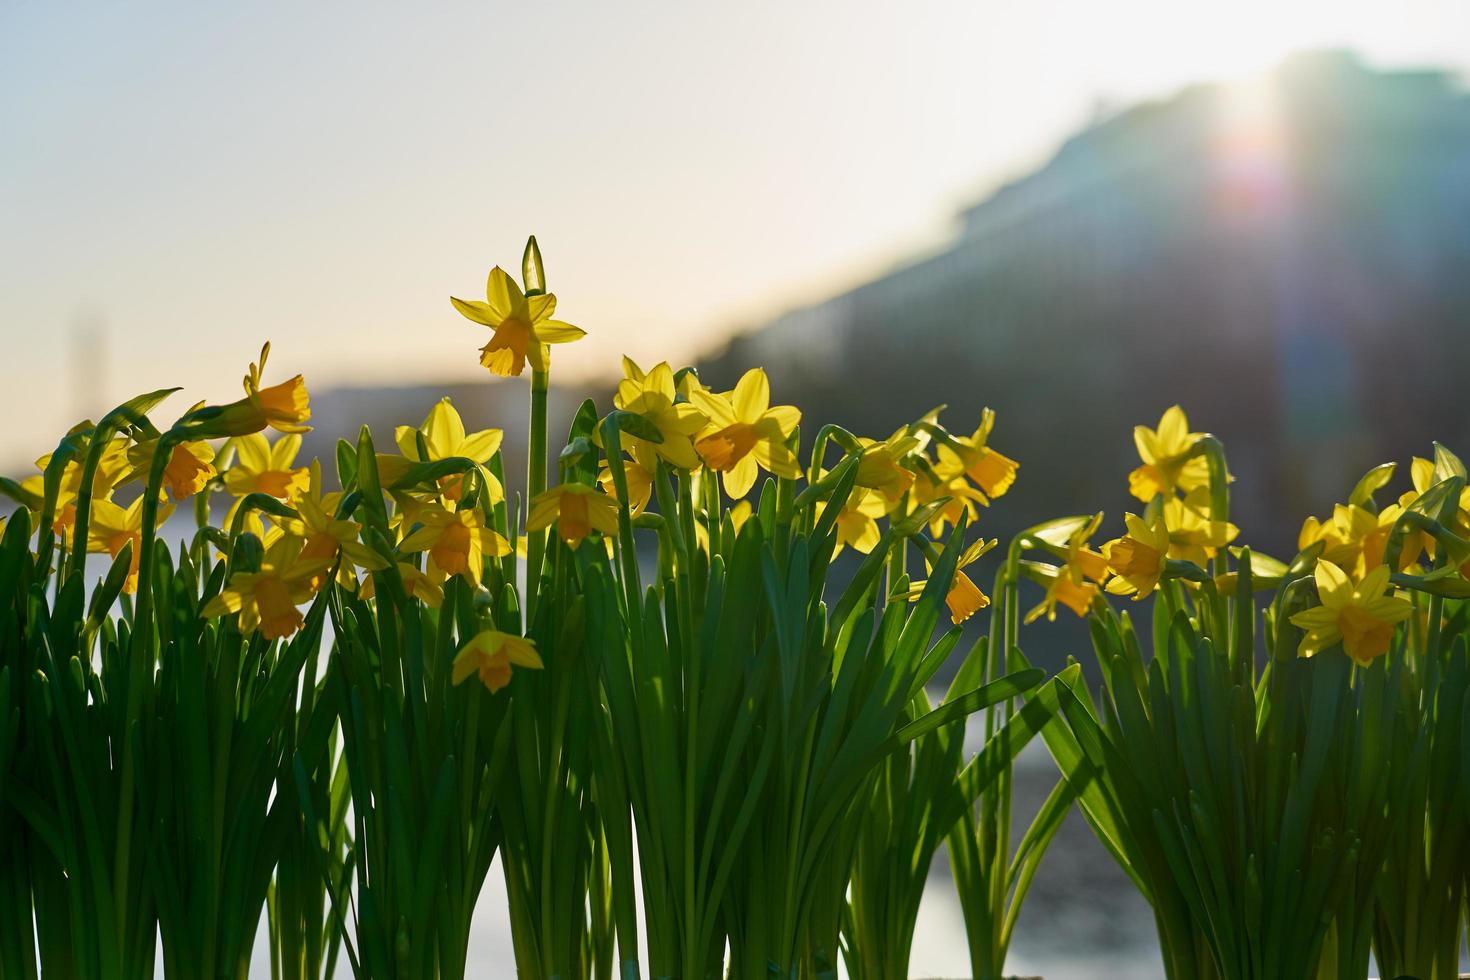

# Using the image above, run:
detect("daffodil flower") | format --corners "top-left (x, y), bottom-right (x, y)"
top-left (1024, 565), bottom-right (1100, 624)
top-left (87, 494), bottom-right (173, 593)
top-left (1127, 405), bottom-right (1210, 502)
top-left (397, 504), bottom-right (512, 588)
top-left (614, 358), bottom-right (708, 469)
top-left (1104, 513), bottom-right (1171, 599)
top-left (854, 434), bottom-right (919, 504)
top-left (393, 398), bottom-right (505, 503)
top-left (597, 441), bottom-right (658, 517)
top-left (1025, 514), bottom-right (1110, 623)
top-left (223, 433), bottom-right (310, 501)
top-left (201, 539), bottom-right (330, 640)
top-left (1290, 560), bottom-right (1413, 666)
top-left (451, 629), bottom-right (543, 693)
top-left (222, 432), bottom-right (310, 532)
top-left (274, 462), bottom-right (388, 588)
top-left (1298, 501), bottom-right (1403, 579)
top-left (25, 436), bottom-right (131, 543)
top-left (814, 487), bottom-right (886, 557)
top-left (907, 468), bottom-right (992, 536)
top-left (360, 561), bottom-right (445, 608)
top-left (209, 342), bottom-right (311, 436)
top-left (451, 267), bottom-right (585, 377)
top-left (527, 483), bottom-right (621, 547)
top-left (934, 409), bottom-right (1018, 502)
top-left (127, 437), bottom-right (216, 501)
top-left (1163, 489), bottom-right (1239, 566)
top-left (692, 368), bottom-right (801, 498)
top-left (905, 537), bottom-right (997, 625)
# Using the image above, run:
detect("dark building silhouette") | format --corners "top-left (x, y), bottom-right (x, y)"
top-left (699, 50), bottom-right (1470, 558)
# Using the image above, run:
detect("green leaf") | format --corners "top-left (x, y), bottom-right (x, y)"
top-left (1347, 462), bottom-right (1396, 508)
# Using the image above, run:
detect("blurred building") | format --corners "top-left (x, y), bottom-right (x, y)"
top-left (700, 51), bottom-right (1470, 554)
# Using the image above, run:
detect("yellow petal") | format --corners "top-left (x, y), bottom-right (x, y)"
top-left (536, 320), bottom-right (586, 343)
top-left (731, 368), bottom-right (770, 422)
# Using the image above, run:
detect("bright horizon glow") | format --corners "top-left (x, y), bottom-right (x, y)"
top-left (3, 0), bottom-right (1469, 469)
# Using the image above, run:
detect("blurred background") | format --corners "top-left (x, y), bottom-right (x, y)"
top-left (6, 1), bottom-right (1470, 975)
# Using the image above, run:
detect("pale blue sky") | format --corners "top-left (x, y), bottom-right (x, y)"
top-left (4, 0), bottom-right (1469, 466)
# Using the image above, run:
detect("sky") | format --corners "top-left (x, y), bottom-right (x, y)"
top-left (4, 0), bottom-right (1470, 469)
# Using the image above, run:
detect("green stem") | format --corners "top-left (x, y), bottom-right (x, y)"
top-left (526, 368), bottom-right (550, 620)
top-left (113, 427), bottom-right (176, 955)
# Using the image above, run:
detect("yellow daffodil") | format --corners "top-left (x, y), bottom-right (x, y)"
top-left (1026, 514), bottom-right (1110, 623)
top-left (87, 494), bottom-right (173, 593)
top-left (1128, 405), bottom-right (1210, 502)
top-left (127, 437), bottom-right (216, 501)
top-left (209, 342), bottom-right (311, 436)
top-left (451, 266), bottom-right (585, 377)
top-left (1163, 489), bottom-right (1239, 566)
top-left (223, 433), bottom-right (310, 501)
top-left (1104, 513), bottom-right (1171, 599)
top-left (393, 398), bottom-right (505, 503)
top-left (451, 629), bottom-right (544, 693)
top-left (815, 487), bottom-right (886, 557)
top-left (613, 358), bottom-right (708, 469)
top-left (1393, 456), bottom-right (1470, 569)
top-left (360, 561), bottom-right (446, 608)
top-left (275, 462), bottom-right (388, 587)
top-left (907, 537), bottom-right (997, 625)
top-left (1025, 565), bottom-right (1100, 624)
top-left (222, 432), bottom-right (310, 533)
top-left (527, 483), bottom-right (620, 547)
top-left (1289, 560), bottom-right (1413, 666)
top-left (908, 467), bottom-right (992, 536)
top-left (1298, 502), bottom-right (1404, 578)
top-left (201, 539), bottom-right (330, 640)
top-left (854, 434), bottom-right (919, 504)
top-left (692, 368), bottom-right (801, 498)
top-left (24, 436), bottom-right (131, 543)
top-left (597, 441), bottom-right (658, 517)
top-left (935, 409), bottom-right (1018, 503)
top-left (398, 504), bottom-right (512, 588)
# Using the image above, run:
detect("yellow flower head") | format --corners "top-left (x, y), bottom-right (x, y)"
top-left (201, 539), bottom-right (330, 640)
top-left (1024, 515), bottom-right (1109, 623)
top-left (814, 487), bottom-right (886, 557)
top-left (452, 266), bottom-right (586, 377)
top-left (87, 494), bottom-right (173, 593)
top-left (907, 465), bottom-right (992, 537)
top-left (1163, 489), bottom-right (1239, 566)
top-left (128, 438), bottom-right (216, 501)
top-left (854, 434), bottom-right (919, 504)
top-left (393, 398), bottom-right (505, 503)
top-left (597, 441), bottom-right (658, 518)
top-left (1298, 502), bottom-right (1404, 579)
top-left (527, 483), bottom-right (621, 547)
top-left (1289, 560), bottom-right (1413, 666)
top-left (398, 504), bottom-right (512, 588)
top-left (692, 368), bottom-right (802, 498)
top-left (613, 358), bottom-right (708, 469)
top-left (25, 435), bottom-right (131, 544)
top-left (360, 561), bottom-right (445, 608)
top-left (905, 537), bottom-right (997, 625)
top-left (935, 409), bottom-right (1018, 503)
top-left (1128, 406), bottom-right (1209, 502)
top-left (275, 461), bottom-right (388, 587)
top-left (1103, 513), bottom-right (1171, 600)
top-left (209, 342), bottom-right (311, 437)
top-left (451, 629), bottom-right (543, 693)
top-left (223, 432), bottom-right (310, 501)
top-left (1025, 566), bottom-right (1100, 624)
